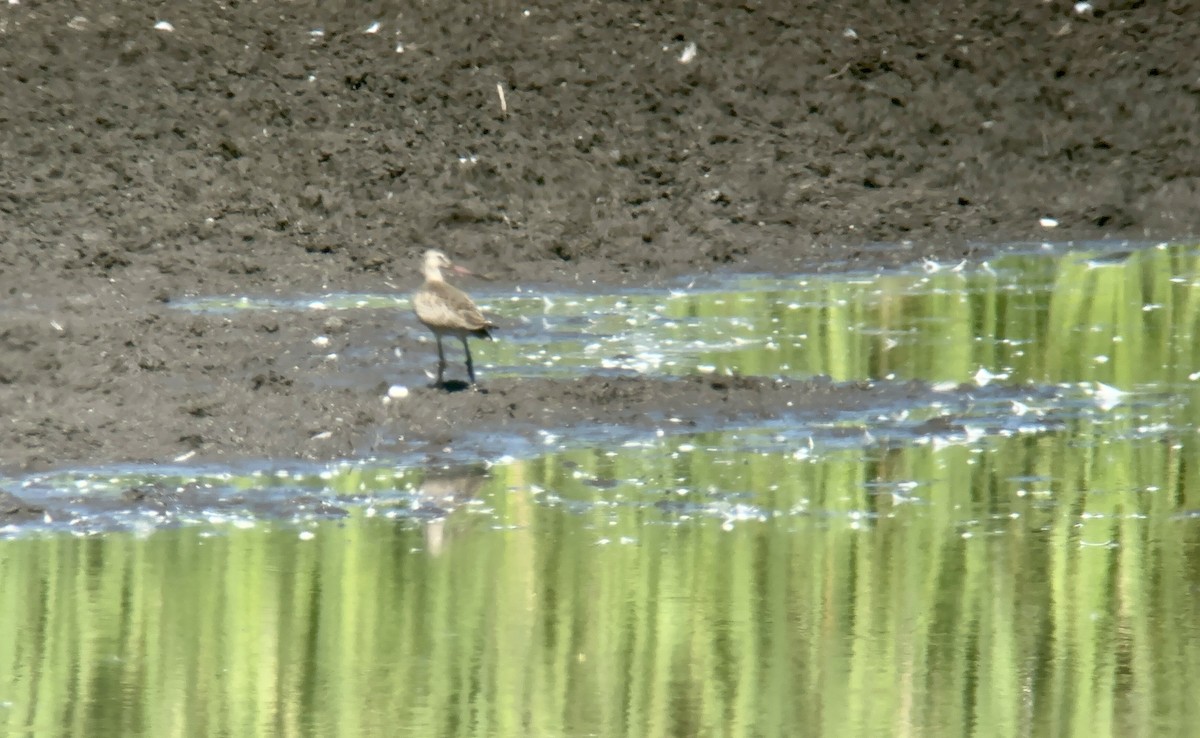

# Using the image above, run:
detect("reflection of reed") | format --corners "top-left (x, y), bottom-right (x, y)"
top-left (4, 416), bottom-right (1199, 735)
top-left (416, 463), bottom-right (489, 555)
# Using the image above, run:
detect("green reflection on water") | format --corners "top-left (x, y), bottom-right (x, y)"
top-left (540, 241), bottom-right (1200, 387)
top-left (3, 413), bottom-right (1200, 737)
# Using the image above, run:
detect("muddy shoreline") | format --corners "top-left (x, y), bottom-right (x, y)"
top-left (2, 1), bottom-right (1198, 474)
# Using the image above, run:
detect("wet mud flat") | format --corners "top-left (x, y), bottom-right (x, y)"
top-left (0, 272), bottom-right (1022, 473)
top-left (1, 253), bottom-right (1083, 478)
top-left (2, 2), bottom-right (1199, 496)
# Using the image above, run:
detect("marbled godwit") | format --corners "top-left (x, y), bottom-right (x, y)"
top-left (413, 249), bottom-right (496, 388)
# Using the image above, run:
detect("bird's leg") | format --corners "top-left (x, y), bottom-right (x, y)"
top-left (462, 336), bottom-right (476, 385)
top-left (435, 335), bottom-right (447, 388)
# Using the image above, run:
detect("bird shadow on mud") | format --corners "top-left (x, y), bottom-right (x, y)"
top-left (434, 380), bottom-right (488, 394)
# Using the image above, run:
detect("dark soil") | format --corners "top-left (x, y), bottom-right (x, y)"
top-left (1, 1), bottom-right (1198, 474)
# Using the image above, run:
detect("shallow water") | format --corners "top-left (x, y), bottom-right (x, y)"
top-left (5, 241), bottom-right (1200, 737)
top-left (179, 241), bottom-right (1200, 391)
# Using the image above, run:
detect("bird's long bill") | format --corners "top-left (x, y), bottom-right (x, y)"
top-left (452, 264), bottom-right (492, 281)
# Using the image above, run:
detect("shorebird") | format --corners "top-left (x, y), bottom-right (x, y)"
top-left (413, 249), bottom-right (496, 388)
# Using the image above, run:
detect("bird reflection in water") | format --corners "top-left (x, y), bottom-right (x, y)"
top-left (414, 463), bottom-right (490, 555)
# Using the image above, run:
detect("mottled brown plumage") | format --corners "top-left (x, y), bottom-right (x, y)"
top-left (413, 249), bottom-right (496, 387)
